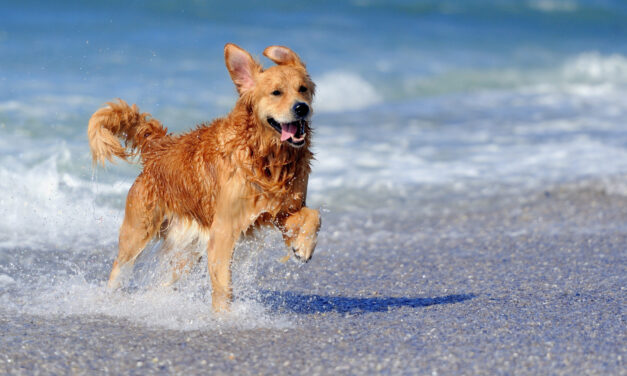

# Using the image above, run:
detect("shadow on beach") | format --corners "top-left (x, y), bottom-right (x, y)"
top-left (258, 290), bottom-right (476, 314)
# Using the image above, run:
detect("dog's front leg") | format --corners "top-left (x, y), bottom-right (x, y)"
top-left (279, 207), bottom-right (321, 262)
top-left (207, 219), bottom-right (238, 312)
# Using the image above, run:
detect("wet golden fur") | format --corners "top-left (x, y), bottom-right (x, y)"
top-left (87, 44), bottom-right (320, 312)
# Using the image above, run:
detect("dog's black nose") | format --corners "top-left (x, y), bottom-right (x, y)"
top-left (293, 102), bottom-right (309, 118)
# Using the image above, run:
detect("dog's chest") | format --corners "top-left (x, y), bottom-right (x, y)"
top-left (246, 176), bottom-right (303, 215)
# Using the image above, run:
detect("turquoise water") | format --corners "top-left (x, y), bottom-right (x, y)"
top-left (1, 0), bottom-right (627, 328)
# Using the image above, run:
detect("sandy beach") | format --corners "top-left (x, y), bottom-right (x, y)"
top-left (1, 180), bottom-right (624, 375)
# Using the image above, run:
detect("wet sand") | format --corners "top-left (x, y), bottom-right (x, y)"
top-left (1, 182), bottom-right (625, 375)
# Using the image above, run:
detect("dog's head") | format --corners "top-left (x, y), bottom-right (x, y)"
top-left (225, 43), bottom-right (315, 147)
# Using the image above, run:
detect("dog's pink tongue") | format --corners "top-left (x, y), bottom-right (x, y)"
top-left (280, 123), bottom-right (297, 141)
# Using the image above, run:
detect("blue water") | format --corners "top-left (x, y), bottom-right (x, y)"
top-left (1, 0), bottom-right (627, 328)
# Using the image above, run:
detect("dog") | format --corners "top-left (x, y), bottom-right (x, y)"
top-left (87, 44), bottom-right (320, 312)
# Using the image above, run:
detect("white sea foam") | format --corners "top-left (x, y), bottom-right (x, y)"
top-left (314, 71), bottom-right (382, 112)
top-left (407, 51), bottom-right (627, 98)
top-left (1, 228), bottom-right (295, 331)
top-left (9, 276), bottom-right (291, 331)
top-left (311, 125), bottom-right (626, 190)
top-left (561, 52), bottom-right (627, 84)
top-left (0, 143), bottom-right (122, 250)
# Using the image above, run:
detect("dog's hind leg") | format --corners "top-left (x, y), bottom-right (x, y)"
top-left (108, 177), bottom-right (162, 289)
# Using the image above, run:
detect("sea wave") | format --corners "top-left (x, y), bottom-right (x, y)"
top-left (404, 51), bottom-right (627, 98)
top-left (314, 71), bottom-right (382, 112)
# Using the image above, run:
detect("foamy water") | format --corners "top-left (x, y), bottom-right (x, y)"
top-left (0, 228), bottom-right (299, 330)
top-left (1, 0), bottom-right (627, 330)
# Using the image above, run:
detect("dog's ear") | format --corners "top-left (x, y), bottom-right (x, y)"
top-left (263, 46), bottom-right (305, 68)
top-left (225, 43), bottom-right (262, 95)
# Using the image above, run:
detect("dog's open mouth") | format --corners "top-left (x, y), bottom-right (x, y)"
top-left (267, 117), bottom-right (306, 146)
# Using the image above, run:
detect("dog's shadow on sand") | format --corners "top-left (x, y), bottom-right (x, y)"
top-left (258, 290), bottom-right (475, 315)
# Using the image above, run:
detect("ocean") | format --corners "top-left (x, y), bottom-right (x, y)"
top-left (0, 1), bottom-right (626, 373)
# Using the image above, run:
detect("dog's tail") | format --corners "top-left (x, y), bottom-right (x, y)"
top-left (87, 99), bottom-right (168, 166)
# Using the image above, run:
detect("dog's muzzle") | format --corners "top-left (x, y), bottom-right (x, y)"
top-left (267, 117), bottom-right (307, 146)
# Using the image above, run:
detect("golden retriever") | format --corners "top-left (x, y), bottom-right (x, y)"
top-left (87, 44), bottom-right (320, 312)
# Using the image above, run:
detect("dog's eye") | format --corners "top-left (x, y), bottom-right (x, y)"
top-left (298, 86), bottom-right (307, 93)
top-left (272, 90), bottom-right (282, 96)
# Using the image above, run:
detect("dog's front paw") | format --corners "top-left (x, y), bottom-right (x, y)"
top-left (292, 247), bottom-right (310, 263)
top-left (291, 216), bottom-right (320, 262)
top-left (281, 207), bottom-right (321, 263)
top-left (290, 230), bottom-right (318, 262)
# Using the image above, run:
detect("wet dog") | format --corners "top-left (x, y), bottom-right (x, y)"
top-left (87, 44), bottom-right (320, 312)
